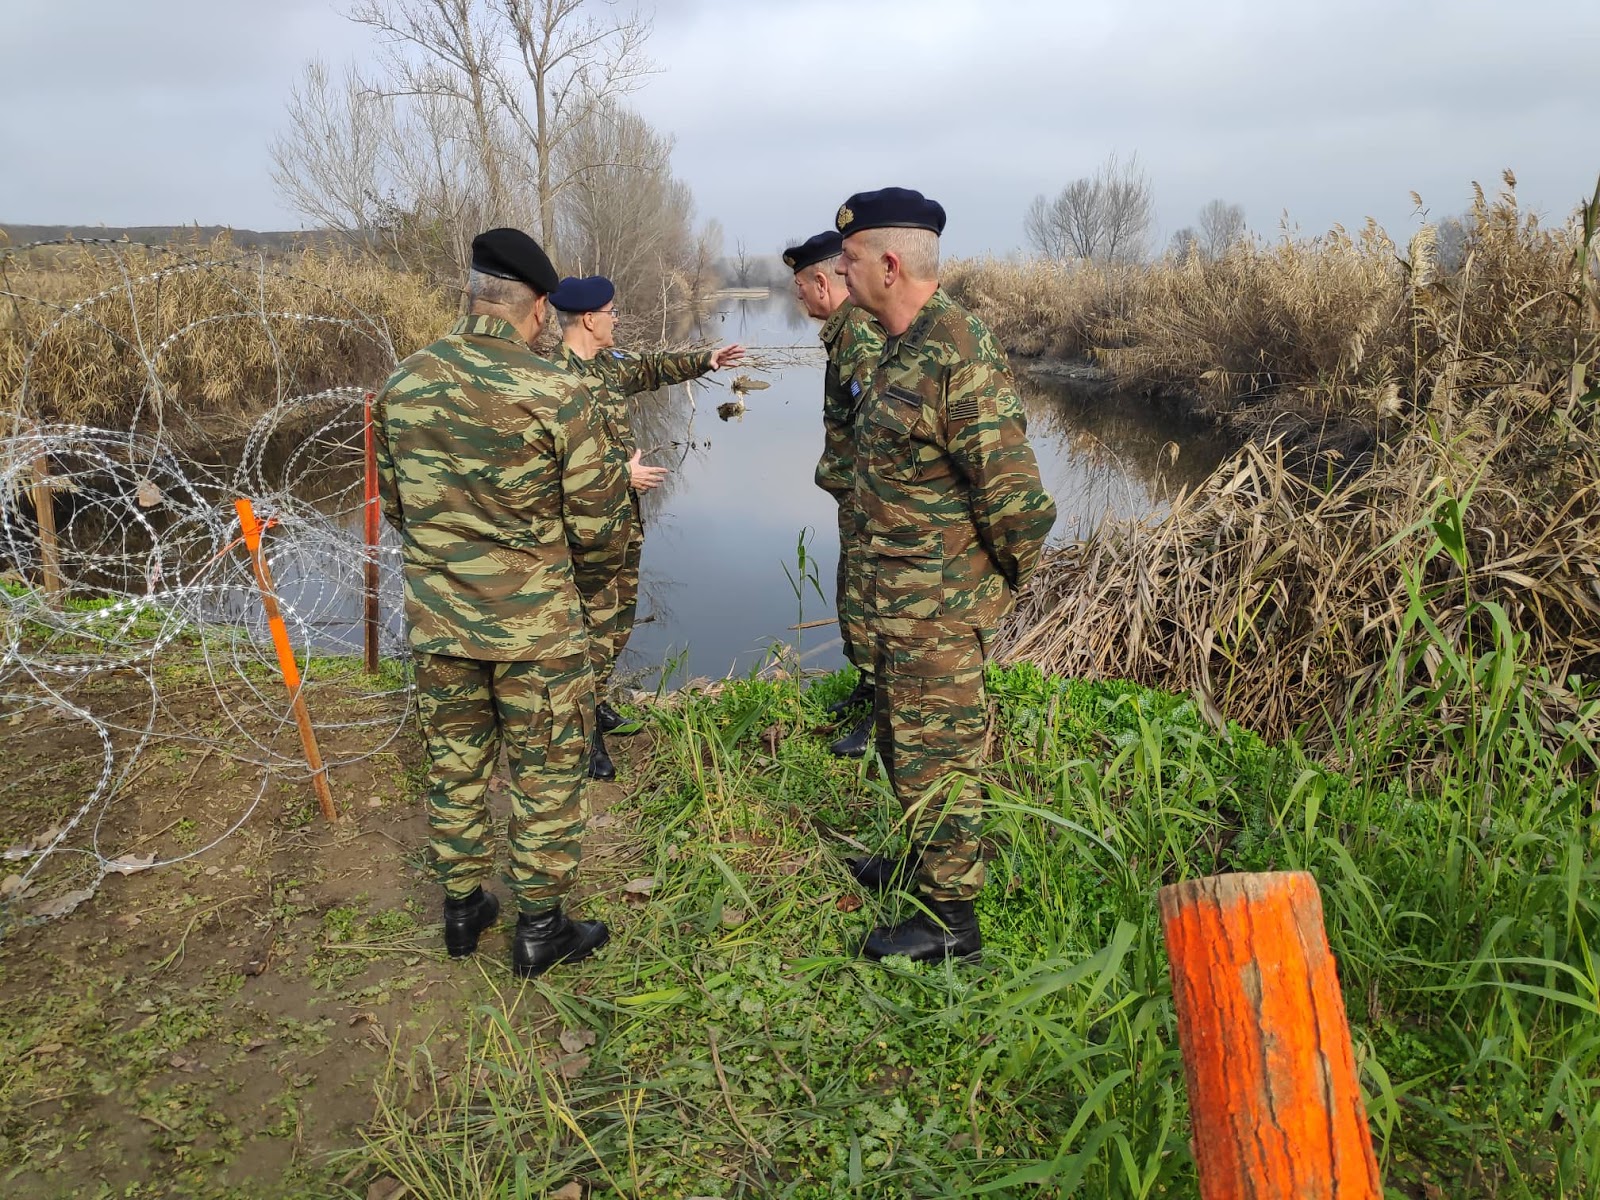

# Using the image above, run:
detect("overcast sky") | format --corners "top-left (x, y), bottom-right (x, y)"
top-left (4, 0), bottom-right (1597, 258)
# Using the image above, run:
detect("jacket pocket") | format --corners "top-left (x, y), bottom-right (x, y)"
top-left (864, 388), bottom-right (926, 482)
top-left (869, 533), bottom-right (944, 620)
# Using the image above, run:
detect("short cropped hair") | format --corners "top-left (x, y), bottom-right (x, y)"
top-left (466, 269), bottom-right (538, 316)
top-left (866, 227), bottom-right (939, 281)
top-left (803, 253), bottom-right (842, 279)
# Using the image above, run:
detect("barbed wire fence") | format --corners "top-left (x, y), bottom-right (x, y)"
top-left (1, 239), bottom-right (415, 933)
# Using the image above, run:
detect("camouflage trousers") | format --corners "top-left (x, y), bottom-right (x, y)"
top-left (835, 507), bottom-right (874, 686)
top-left (871, 625), bottom-right (991, 901)
top-left (588, 519), bottom-right (645, 687)
top-left (413, 651), bottom-right (594, 912)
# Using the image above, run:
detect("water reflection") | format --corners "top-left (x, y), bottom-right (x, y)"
top-left (617, 292), bottom-right (1228, 686)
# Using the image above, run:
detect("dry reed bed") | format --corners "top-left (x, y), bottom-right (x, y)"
top-left (948, 175), bottom-right (1596, 427)
top-left (1, 237), bottom-right (453, 440)
top-left (1000, 417), bottom-right (1600, 744)
top-left (992, 175), bottom-right (1600, 743)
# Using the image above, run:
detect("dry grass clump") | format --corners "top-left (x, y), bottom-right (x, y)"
top-left (997, 175), bottom-right (1600, 743)
top-left (1, 235), bottom-right (454, 441)
top-left (1001, 415), bottom-right (1600, 745)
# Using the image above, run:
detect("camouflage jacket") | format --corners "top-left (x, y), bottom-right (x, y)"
top-left (854, 287), bottom-right (1057, 637)
top-left (375, 315), bottom-right (632, 662)
top-left (549, 343), bottom-right (713, 467)
top-left (814, 298), bottom-right (884, 506)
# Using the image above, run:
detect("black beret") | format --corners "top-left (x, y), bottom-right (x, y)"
top-left (782, 231), bottom-right (843, 273)
top-left (549, 275), bottom-right (617, 313)
top-left (835, 187), bottom-right (947, 237)
top-left (470, 228), bottom-right (559, 294)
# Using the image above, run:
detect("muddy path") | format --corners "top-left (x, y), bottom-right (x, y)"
top-left (0, 671), bottom-right (648, 1198)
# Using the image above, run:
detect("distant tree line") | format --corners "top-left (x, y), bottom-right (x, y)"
top-left (270, 0), bottom-right (722, 328)
top-left (1024, 153), bottom-right (1249, 264)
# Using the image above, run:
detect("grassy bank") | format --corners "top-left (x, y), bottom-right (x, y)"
top-left (2, 621), bottom-right (1594, 1196)
top-left (347, 630), bottom-right (1596, 1197)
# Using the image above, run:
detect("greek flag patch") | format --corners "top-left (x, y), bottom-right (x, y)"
top-left (849, 378), bottom-right (861, 398)
top-left (949, 394), bottom-right (980, 422)
top-left (611, 350), bottom-right (626, 359)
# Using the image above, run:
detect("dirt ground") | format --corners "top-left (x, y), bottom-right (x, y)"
top-left (0, 669), bottom-right (646, 1199)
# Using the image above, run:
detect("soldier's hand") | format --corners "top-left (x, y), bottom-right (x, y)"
top-left (628, 449), bottom-right (670, 492)
top-left (710, 344), bottom-right (746, 371)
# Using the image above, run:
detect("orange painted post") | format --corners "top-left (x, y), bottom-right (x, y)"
top-left (31, 453), bottom-right (62, 605)
top-left (234, 498), bottom-right (338, 823)
top-left (1159, 871), bottom-right (1380, 1199)
top-left (361, 391), bottom-right (381, 675)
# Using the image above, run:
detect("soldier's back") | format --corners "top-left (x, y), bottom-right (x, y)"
top-left (379, 314), bottom-right (595, 662)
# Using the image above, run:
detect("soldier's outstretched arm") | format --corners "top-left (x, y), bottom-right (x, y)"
top-left (555, 382), bottom-right (633, 605)
top-left (944, 359), bottom-right (1057, 590)
top-left (611, 347), bottom-right (717, 396)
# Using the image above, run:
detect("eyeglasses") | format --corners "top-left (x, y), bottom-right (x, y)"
top-left (599, 306), bottom-right (621, 319)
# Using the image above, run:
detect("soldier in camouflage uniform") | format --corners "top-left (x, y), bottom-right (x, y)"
top-left (546, 274), bottom-right (745, 781)
top-left (783, 231), bottom-right (884, 758)
top-left (375, 229), bottom-right (631, 979)
top-left (833, 189), bottom-right (1057, 964)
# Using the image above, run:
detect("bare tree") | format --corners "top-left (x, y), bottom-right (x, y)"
top-left (1023, 153), bottom-right (1153, 263)
top-left (349, 0), bottom-right (510, 220)
top-left (1198, 199), bottom-right (1247, 258)
top-left (270, 60), bottom-right (390, 233)
top-left (343, 0), bottom-right (655, 258)
top-left (1167, 226), bottom-right (1199, 259)
top-left (494, 0), bottom-right (656, 252)
top-left (1024, 193), bottom-right (1069, 261)
top-left (556, 98), bottom-right (702, 331)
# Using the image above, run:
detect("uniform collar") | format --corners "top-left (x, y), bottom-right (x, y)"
top-left (894, 287), bottom-right (950, 355)
top-left (453, 314), bottom-right (525, 345)
top-left (819, 297), bottom-right (857, 347)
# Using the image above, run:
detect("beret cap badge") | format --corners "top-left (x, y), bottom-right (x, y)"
top-left (836, 204), bottom-right (854, 231)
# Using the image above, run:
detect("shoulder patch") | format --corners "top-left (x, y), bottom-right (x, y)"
top-left (949, 394), bottom-right (980, 422)
top-left (611, 350), bottom-right (626, 359)
top-left (849, 378), bottom-right (862, 398)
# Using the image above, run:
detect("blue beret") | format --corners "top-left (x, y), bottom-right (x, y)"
top-left (470, 228), bottom-right (559, 293)
top-left (782, 231), bottom-right (842, 273)
top-left (835, 187), bottom-right (946, 237)
top-left (549, 275), bottom-right (617, 313)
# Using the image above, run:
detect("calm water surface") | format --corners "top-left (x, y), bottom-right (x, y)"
top-left (617, 293), bottom-right (1227, 685)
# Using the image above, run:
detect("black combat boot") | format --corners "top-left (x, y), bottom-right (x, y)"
top-left (596, 700), bottom-right (640, 737)
top-left (826, 676), bottom-right (873, 718)
top-left (846, 854), bottom-right (916, 892)
top-left (829, 713), bottom-right (872, 758)
top-left (511, 906), bottom-right (610, 978)
top-left (589, 727), bottom-right (616, 781)
top-left (862, 896), bottom-right (981, 964)
top-left (442, 886), bottom-right (501, 958)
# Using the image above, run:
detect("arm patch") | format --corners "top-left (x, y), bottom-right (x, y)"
top-left (948, 394), bottom-right (980, 422)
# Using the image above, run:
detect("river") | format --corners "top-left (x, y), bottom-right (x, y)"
top-left (615, 290), bottom-right (1227, 685)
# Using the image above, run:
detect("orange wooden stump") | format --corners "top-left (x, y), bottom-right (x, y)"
top-left (234, 498), bottom-right (338, 824)
top-left (1159, 871), bottom-right (1380, 1199)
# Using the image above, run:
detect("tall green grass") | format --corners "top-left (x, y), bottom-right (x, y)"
top-left (346, 507), bottom-right (1597, 1198)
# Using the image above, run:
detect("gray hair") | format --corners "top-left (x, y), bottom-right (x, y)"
top-left (865, 227), bottom-right (939, 281)
top-left (555, 308), bottom-right (586, 332)
top-left (466, 269), bottom-right (537, 316)
top-left (802, 253), bottom-right (842, 280)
